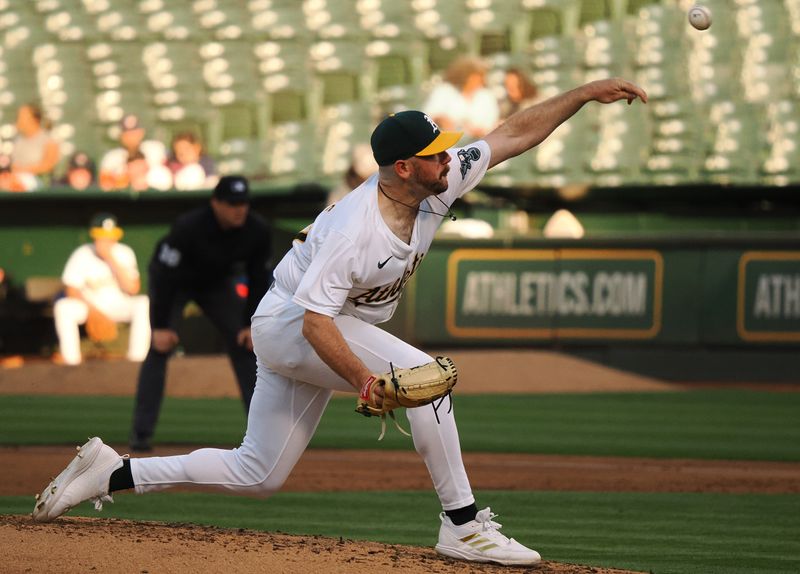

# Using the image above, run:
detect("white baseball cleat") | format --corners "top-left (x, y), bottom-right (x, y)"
top-left (32, 437), bottom-right (126, 523)
top-left (435, 507), bottom-right (541, 566)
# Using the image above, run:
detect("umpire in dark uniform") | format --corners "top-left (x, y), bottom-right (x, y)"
top-left (130, 175), bottom-right (272, 451)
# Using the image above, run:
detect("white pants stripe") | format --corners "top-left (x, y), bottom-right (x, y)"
top-left (131, 294), bottom-right (474, 510)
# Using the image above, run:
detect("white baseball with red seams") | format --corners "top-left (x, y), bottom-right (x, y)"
top-left (688, 4), bottom-right (712, 30)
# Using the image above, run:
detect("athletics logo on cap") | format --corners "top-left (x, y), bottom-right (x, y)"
top-left (370, 110), bottom-right (463, 166)
top-left (89, 212), bottom-right (124, 240)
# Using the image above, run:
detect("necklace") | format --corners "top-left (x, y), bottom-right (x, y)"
top-left (378, 184), bottom-right (457, 221)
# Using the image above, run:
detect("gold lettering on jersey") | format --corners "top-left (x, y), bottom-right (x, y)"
top-left (349, 253), bottom-right (425, 306)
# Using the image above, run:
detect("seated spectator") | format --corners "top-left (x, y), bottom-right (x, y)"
top-left (422, 56), bottom-right (499, 138)
top-left (126, 151), bottom-right (151, 192)
top-left (98, 114), bottom-right (169, 191)
top-left (59, 151), bottom-right (96, 190)
top-left (0, 154), bottom-right (31, 192)
top-left (10, 103), bottom-right (61, 188)
top-left (167, 131), bottom-right (218, 190)
top-left (542, 209), bottom-right (585, 239)
top-left (500, 67), bottom-right (540, 120)
top-left (53, 213), bottom-right (150, 365)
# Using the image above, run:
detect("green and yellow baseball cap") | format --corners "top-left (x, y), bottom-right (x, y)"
top-left (370, 111), bottom-right (463, 166)
top-left (89, 213), bottom-right (123, 240)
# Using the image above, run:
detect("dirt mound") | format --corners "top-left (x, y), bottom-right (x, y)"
top-left (1, 515), bottom-right (644, 574)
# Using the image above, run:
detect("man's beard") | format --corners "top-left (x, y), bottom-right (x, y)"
top-left (410, 167), bottom-right (448, 195)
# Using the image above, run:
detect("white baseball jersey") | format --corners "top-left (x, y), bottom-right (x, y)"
top-left (257, 140), bottom-right (491, 324)
top-left (61, 243), bottom-right (140, 313)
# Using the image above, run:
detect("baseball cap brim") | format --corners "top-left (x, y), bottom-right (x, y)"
top-left (415, 130), bottom-right (463, 157)
top-left (90, 227), bottom-right (123, 240)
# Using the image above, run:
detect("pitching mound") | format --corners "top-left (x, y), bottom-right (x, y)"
top-left (1, 515), bottom-right (643, 574)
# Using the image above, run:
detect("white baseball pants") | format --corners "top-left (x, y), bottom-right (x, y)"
top-left (131, 292), bottom-right (475, 511)
top-left (53, 295), bottom-right (151, 365)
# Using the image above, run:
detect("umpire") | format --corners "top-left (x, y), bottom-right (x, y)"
top-left (130, 175), bottom-right (272, 451)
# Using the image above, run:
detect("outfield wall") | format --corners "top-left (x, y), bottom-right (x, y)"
top-left (2, 189), bottom-right (799, 369)
top-left (386, 237), bottom-right (800, 348)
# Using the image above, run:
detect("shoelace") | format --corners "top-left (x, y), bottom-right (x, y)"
top-left (89, 453), bottom-right (129, 511)
top-left (474, 508), bottom-right (511, 543)
top-left (91, 493), bottom-right (114, 511)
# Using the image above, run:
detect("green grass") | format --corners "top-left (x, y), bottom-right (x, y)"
top-left (3, 490), bottom-right (799, 574)
top-left (2, 390), bottom-right (799, 460)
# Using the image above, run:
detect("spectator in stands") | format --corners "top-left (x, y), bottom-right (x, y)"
top-left (129, 176), bottom-right (272, 451)
top-left (126, 151), bottom-right (151, 192)
top-left (59, 151), bottom-right (96, 190)
top-left (53, 213), bottom-right (150, 366)
top-left (0, 154), bottom-right (29, 192)
top-left (167, 131), bottom-right (218, 190)
top-left (542, 209), bottom-right (585, 239)
top-left (326, 143), bottom-right (378, 205)
top-left (499, 67), bottom-right (540, 120)
top-left (9, 103), bottom-right (60, 189)
top-left (98, 114), bottom-right (170, 191)
top-left (422, 56), bottom-right (499, 139)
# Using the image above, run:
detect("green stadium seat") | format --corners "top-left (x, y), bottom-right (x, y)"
top-left (217, 137), bottom-right (268, 179)
top-left (0, 0), bottom-right (795, 188)
top-left (315, 101), bottom-right (373, 178)
top-left (761, 99), bottom-right (800, 185)
top-left (579, 0), bottom-right (614, 26)
top-left (700, 100), bottom-right (764, 184)
top-left (354, 0), bottom-right (416, 40)
top-left (409, 0), bottom-right (468, 73)
top-left (140, 4), bottom-right (202, 42)
top-left (580, 19), bottom-right (629, 75)
top-left (309, 39), bottom-right (372, 107)
top-left (30, 42), bottom-right (99, 163)
top-left (193, 0), bottom-right (255, 41)
top-left (247, 4), bottom-right (306, 41)
top-left (364, 38), bottom-right (426, 113)
top-left (462, 0), bottom-right (526, 56)
top-left (586, 100), bottom-right (649, 183)
top-left (521, 0), bottom-right (581, 39)
top-left (264, 120), bottom-right (316, 181)
top-left (530, 112), bottom-right (590, 187)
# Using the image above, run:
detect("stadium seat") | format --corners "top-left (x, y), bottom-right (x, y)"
top-left (586, 99), bottom-right (649, 185)
top-left (364, 38), bottom-right (426, 113)
top-left (308, 39), bottom-right (372, 107)
top-left (0, 0), bottom-right (794, 189)
top-left (315, 101), bottom-right (373, 178)
top-left (192, 0), bottom-right (255, 40)
top-left (217, 137), bottom-right (268, 180)
top-left (761, 99), bottom-right (800, 185)
top-left (701, 100), bottom-right (763, 184)
top-left (263, 120), bottom-right (316, 182)
top-left (521, 0), bottom-right (581, 39)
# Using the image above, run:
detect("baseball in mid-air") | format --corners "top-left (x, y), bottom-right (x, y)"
top-left (688, 4), bottom-right (712, 30)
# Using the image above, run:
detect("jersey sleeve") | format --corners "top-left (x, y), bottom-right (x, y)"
top-left (292, 229), bottom-right (358, 317)
top-left (114, 244), bottom-right (140, 279)
top-left (440, 139), bottom-right (492, 205)
top-left (61, 247), bottom-right (85, 288)
top-left (148, 220), bottom-right (194, 329)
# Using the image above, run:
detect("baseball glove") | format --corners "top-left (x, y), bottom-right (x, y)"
top-left (356, 356), bottom-right (457, 439)
top-left (85, 309), bottom-right (118, 343)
